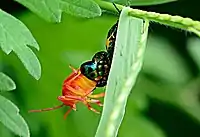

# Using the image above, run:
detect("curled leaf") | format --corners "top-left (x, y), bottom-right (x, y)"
top-left (95, 7), bottom-right (149, 137)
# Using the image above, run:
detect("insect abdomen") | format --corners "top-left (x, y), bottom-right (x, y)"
top-left (62, 69), bottom-right (96, 96)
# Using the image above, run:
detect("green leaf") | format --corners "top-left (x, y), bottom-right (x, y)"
top-left (15, 0), bottom-right (61, 22)
top-left (15, 0), bottom-right (101, 21)
top-left (60, 0), bottom-right (102, 18)
top-left (0, 72), bottom-right (16, 92)
top-left (95, 7), bottom-right (149, 137)
top-left (105, 0), bottom-right (176, 6)
top-left (0, 9), bottom-right (41, 80)
top-left (0, 95), bottom-right (30, 137)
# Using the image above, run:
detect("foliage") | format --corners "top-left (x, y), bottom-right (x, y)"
top-left (103, 0), bottom-right (176, 6)
top-left (0, 73), bottom-right (29, 137)
top-left (0, 0), bottom-right (200, 137)
top-left (0, 95), bottom-right (29, 137)
top-left (0, 72), bottom-right (16, 92)
top-left (0, 9), bottom-right (41, 80)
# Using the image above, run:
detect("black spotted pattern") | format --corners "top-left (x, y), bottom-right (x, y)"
top-left (80, 51), bottom-right (111, 87)
top-left (80, 21), bottom-right (118, 87)
top-left (92, 51), bottom-right (111, 87)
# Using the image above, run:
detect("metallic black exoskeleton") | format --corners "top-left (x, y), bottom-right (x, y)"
top-left (105, 3), bottom-right (120, 60)
top-left (106, 21), bottom-right (118, 60)
top-left (92, 51), bottom-right (111, 87)
top-left (80, 51), bottom-right (111, 87)
top-left (80, 3), bottom-right (120, 88)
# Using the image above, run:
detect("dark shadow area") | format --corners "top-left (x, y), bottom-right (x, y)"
top-left (0, 0), bottom-right (26, 14)
top-left (145, 98), bottom-right (200, 137)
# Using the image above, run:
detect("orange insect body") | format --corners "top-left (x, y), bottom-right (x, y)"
top-left (29, 66), bottom-right (105, 119)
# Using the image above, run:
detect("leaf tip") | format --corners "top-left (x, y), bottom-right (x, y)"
top-left (33, 67), bottom-right (41, 80)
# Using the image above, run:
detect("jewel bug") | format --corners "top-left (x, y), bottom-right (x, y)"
top-left (29, 65), bottom-right (105, 119)
top-left (81, 3), bottom-right (121, 87)
top-left (29, 51), bottom-right (111, 118)
top-left (29, 3), bottom-right (121, 119)
top-left (81, 51), bottom-right (111, 87)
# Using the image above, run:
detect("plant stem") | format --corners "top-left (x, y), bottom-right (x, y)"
top-left (95, 0), bottom-right (200, 37)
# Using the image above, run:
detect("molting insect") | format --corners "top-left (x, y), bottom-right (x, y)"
top-left (29, 65), bottom-right (105, 119)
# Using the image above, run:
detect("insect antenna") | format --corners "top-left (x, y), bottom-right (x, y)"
top-left (112, 3), bottom-right (121, 14)
top-left (29, 104), bottom-right (64, 113)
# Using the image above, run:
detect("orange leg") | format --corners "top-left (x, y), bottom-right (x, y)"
top-left (62, 96), bottom-right (102, 114)
top-left (69, 65), bottom-right (78, 73)
top-left (58, 96), bottom-right (81, 119)
top-left (86, 99), bottom-right (103, 106)
top-left (58, 95), bottom-right (83, 102)
top-left (64, 107), bottom-right (73, 119)
top-left (58, 95), bottom-right (83, 113)
top-left (82, 99), bottom-right (100, 114)
top-left (65, 84), bottom-right (85, 96)
top-left (29, 104), bottom-right (64, 113)
top-left (86, 103), bottom-right (100, 114)
top-left (65, 95), bottom-right (83, 101)
top-left (88, 92), bottom-right (105, 98)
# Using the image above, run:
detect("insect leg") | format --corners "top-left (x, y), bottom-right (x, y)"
top-left (65, 84), bottom-right (85, 96)
top-left (88, 92), bottom-right (105, 98)
top-left (29, 104), bottom-right (64, 113)
top-left (86, 103), bottom-right (100, 114)
top-left (58, 96), bottom-right (83, 119)
top-left (69, 65), bottom-right (78, 73)
top-left (81, 99), bottom-right (100, 114)
top-left (112, 3), bottom-right (121, 14)
top-left (87, 99), bottom-right (103, 106)
top-left (58, 95), bottom-right (83, 101)
top-left (64, 107), bottom-right (73, 119)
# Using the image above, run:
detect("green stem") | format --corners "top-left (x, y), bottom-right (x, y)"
top-left (95, 0), bottom-right (200, 37)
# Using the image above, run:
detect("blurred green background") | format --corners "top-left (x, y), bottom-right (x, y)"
top-left (1, 0), bottom-right (200, 137)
